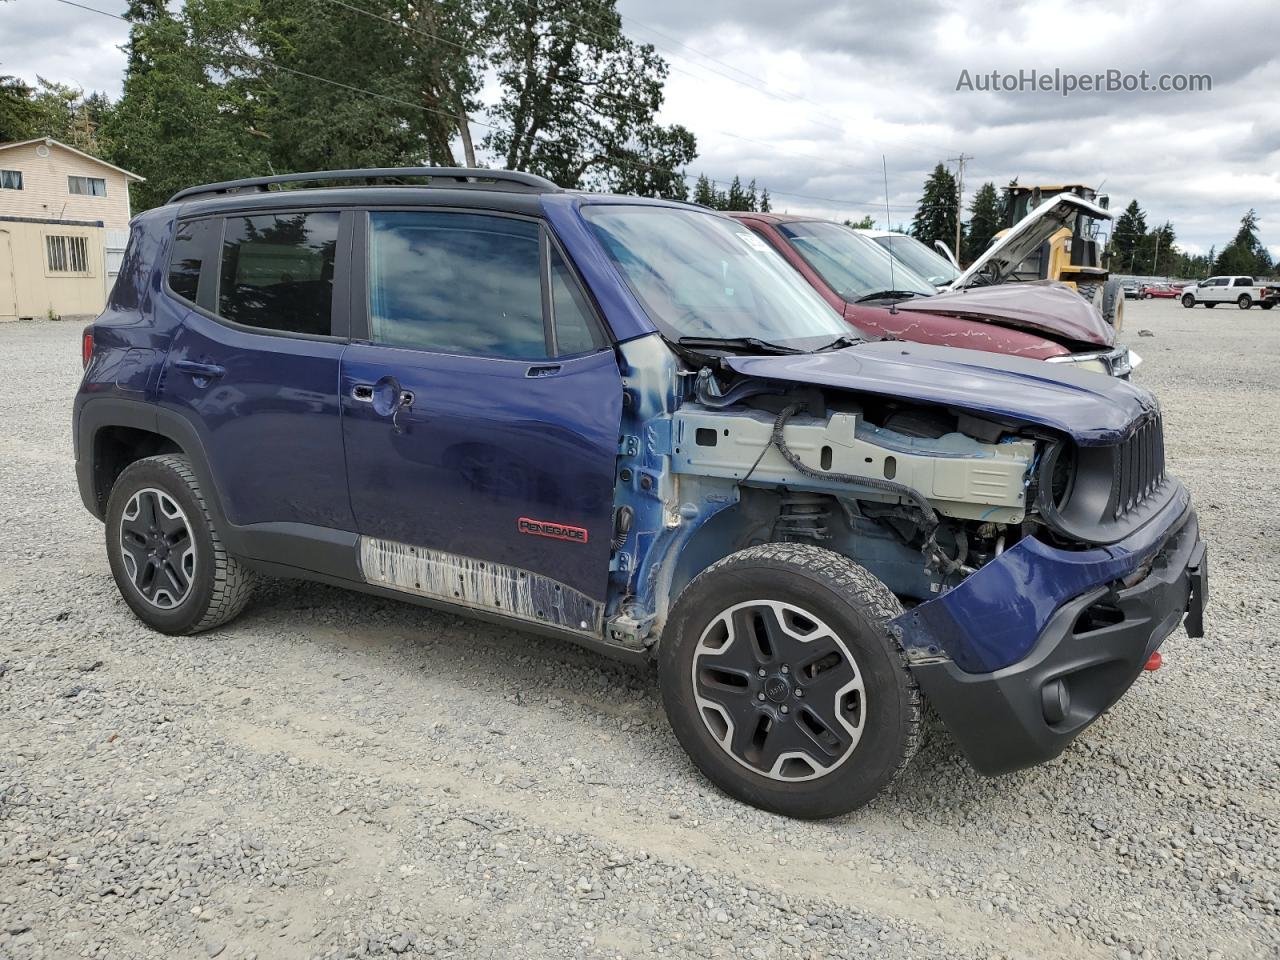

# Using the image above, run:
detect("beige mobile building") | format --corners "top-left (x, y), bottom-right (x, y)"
top-left (0, 137), bottom-right (144, 321)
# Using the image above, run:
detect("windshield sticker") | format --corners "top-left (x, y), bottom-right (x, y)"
top-left (736, 231), bottom-right (770, 253)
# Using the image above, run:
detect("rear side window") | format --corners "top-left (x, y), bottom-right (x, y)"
top-left (218, 212), bottom-right (339, 336)
top-left (1235, 277), bottom-right (1253, 286)
top-left (167, 219), bottom-right (218, 304)
top-left (368, 211), bottom-right (548, 359)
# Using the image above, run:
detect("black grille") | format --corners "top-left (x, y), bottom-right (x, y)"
top-left (1112, 414), bottom-right (1166, 518)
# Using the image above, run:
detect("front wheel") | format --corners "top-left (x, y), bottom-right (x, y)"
top-left (658, 543), bottom-right (920, 819)
top-left (1143, 293), bottom-right (1153, 299)
top-left (105, 454), bottom-right (254, 635)
top-left (1238, 294), bottom-right (1253, 310)
top-left (1182, 294), bottom-right (1196, 308)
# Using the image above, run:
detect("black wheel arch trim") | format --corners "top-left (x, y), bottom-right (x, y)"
top-left (76, 396), bottom-right (360, 581)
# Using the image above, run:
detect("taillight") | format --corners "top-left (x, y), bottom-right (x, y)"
top-left (81, 330), bottom-right (94, 369)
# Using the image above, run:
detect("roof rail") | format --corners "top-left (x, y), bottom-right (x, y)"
top-left (169, 167), bottom-right (562, 204)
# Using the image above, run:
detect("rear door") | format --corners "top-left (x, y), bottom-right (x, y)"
top-left (161, 208), bottom-right (355, 535)
top-left (341, 208), bottom-right (623, 626)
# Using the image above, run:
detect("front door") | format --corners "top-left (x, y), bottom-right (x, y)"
top-left (341, 209), bottom-right (623, 629)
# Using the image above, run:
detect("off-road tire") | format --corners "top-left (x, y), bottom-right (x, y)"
top-left (1238, 294), bottom-right (1252, 310)
top-left (1100, 278), bottom-right (1125, 328)
top-left (1182, 294), bottom-right (1196, 308)
top-left (1075, 281), bottom-right (1104, 312)
top-left (658, 543), bottom-right (920, 819)
top-left (1261, 302), bottom-right (1275, 310)
top-left (105, 454), bottom-right (254, 635)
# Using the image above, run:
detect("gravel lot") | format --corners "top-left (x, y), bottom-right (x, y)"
top-left (1, 299), bottom-right (1277, 960)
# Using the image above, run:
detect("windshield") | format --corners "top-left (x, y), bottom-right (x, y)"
top-left (872, 234), bottom-right (960, 286)
top-left (582, 205), bottom-right (850, 348)
top-left (777, 221), bottom-right (936, 301)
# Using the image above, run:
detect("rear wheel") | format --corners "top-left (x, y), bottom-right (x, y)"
top-left (1262, 302), bottom-right (1274, 310)
top-left (658, 543), bottom-right (920, 819)
top-left (1143, 293), bottom-right (1153, 299)
top-left (105, 455), bottom-right (254, 634)
top-left (1181, 294), bottom-right (1196, 308)
top-left (1238, 294), bottom-right (1253, 309)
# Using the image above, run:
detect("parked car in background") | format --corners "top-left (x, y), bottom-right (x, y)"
top-left (853, 228), bottom-right (960, 288)
top-left (731, 211), bottom-right (1138, 377)
top-left (75, 166), bottom-right (1206, 819)
top-left (1180, 276), bottom-right (1278, 310)
top-left (1123, 281), bottom-right (1141, 299)
top-left (1140, 284), bottom-right (1178, 299)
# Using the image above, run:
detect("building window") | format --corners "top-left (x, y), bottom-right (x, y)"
top-left (46, 235), bottom-right (90, 274)
top-left (0, 170), bottom-right (21, 190)
top-left (68, 175), bottom-right (107, 197)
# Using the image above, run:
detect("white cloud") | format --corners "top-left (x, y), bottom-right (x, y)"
top-left (3, 0), bottom-right (1278, 254)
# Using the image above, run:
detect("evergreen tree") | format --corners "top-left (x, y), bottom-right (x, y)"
top-left (726, 175), bottom-right (750, 211)
top-left (1135, 221), bottom-right (1178, 276)
top-left (1214, 209), bottom-right (1273, 276)
top-left (105, 0), bottom-right (267, 211)
top-left (0, 74), bottom-right (38, 141)
top-left (964, 182), bottom-right (1001, 262)
top-left (692, 174), bottom-right (718, 208)
top-left (758, 187), bottom-right (771, 213)
top-left (843, 215), bottom-right (876, 229)
top-left (910, 163), bottom-right (960, 250)
top-left (1111, 200), bottom-right (1148, 273)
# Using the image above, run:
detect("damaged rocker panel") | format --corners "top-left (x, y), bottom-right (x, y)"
top-left (359, 537), bottom-right (603, 636)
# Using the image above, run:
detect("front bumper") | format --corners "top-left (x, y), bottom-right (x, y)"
top-left (900, 500), bottom-right (1206, 775)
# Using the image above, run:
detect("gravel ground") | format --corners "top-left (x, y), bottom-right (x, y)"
top-left (1, 299), bottom-right (1277, 960)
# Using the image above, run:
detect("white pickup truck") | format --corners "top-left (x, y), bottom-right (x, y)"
top-left (1180, 276), bottom-right (1279, 310)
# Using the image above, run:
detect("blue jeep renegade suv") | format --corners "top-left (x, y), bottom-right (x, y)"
top-left (74, 168), bottom-right (1207, 818)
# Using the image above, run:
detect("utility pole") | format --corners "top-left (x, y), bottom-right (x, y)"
top-left (1151, 230), bottom-right (1162, 278)
top-left (947, 153), bottom-right (973, 259)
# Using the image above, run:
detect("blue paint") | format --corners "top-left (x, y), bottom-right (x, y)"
top-left (897, 481), bottom-right (1193, 672)
top-left (722, 343), bottom-right (1159, 447)
top-left (341, 343), bottom-right (623, 602)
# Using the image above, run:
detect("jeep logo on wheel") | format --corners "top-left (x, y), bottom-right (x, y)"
top-left (517, 517), bottom-right (589, 544)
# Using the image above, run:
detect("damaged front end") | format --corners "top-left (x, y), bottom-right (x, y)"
top-left (606, 335), bottom-right (1207, 775)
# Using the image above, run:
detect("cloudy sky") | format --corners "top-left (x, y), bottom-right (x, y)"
top-left (5, 0), bottom-right (1279, 257)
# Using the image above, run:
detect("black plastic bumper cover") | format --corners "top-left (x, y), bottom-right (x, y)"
top-left (913, 512), bottom-right (1206, 776)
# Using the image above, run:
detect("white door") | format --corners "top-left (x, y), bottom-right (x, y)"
top-left (0, 231), bottom-right (16, 320)
top-left (104, 228), bottom-right (129, 295)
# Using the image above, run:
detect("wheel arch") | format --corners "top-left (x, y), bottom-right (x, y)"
top-left (76, 398), bottom-right (226, 532)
